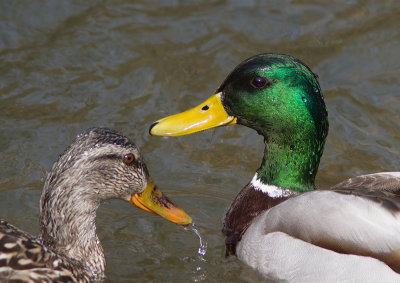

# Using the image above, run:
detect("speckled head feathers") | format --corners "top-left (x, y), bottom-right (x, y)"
top-left (42, 127), bottom-right (148, 205)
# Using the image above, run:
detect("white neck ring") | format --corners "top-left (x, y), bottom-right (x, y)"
top-left (251, 173), bottom-right (292, 198)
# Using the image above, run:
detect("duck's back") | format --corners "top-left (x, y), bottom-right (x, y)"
top-left (0, 220), bottom-right (87, 282)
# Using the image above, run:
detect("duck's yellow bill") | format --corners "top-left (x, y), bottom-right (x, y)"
top-left (130, 180), bottom-right (192, 225)
top-left (149, 92), bottom-right (237, 136)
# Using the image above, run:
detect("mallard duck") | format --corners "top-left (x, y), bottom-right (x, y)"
top-left (149, 54), bottom-right (400, 282)
top-left (0, 127), bottom-right (191, 282)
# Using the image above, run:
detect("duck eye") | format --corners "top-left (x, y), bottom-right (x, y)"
top-left (123, 153), bottom-right (135, 165)
top-left (250, 76), bottom-right (269, 89)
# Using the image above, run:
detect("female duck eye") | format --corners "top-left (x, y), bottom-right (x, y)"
top-left (250, 76), bottom-right (269, 89)
top-left (123, 153), bottom-right (135, 165)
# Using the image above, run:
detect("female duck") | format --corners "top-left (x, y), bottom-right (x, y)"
top-left (0, 127), bottom-right (191, 282)
top-left (150, 54), bottom-right (400, 282)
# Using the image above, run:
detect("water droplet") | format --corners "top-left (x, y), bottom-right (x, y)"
top-left (184, 223), bottom-right (208, 281)
top-left (184, 223), bottom-right (207, 259)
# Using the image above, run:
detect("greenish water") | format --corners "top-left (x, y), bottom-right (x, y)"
top-left (0, 1), bottom-right (399, 282)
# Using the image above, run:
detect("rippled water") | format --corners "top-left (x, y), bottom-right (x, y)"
top-left (0, 1), bottom-right (399, 282)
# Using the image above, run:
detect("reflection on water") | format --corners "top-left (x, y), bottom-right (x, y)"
top-left (0, 1), bottom-right (399, 282)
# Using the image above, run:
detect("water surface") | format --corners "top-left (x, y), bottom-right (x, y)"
top-left (0, 1), bottom-right (399, 282)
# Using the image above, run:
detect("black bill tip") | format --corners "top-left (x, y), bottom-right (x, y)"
top-left (149, 121), bottom-right (159, 136)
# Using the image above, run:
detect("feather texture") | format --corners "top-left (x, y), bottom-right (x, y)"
top-left (237, 173), bottom-right (400, 281)
top-left (0, 128), bottom-right (189, 282)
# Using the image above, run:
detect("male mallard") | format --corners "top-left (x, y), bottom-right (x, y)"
top-left (0, 127), bottom-right (191, 282)
top-left (149, 54), bottom-right (400, 282)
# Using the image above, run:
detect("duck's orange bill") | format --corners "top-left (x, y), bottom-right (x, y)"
top-left (130, 180), bottom-right (192, 225)
top-left (149, 92), bottom-right (237, 136)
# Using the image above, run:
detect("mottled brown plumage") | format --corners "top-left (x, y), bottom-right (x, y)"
top-left (0, 127), bottom-right (190, 282)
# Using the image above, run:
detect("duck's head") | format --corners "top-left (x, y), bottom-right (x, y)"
top-left (150, 54), bottom-right (329, 192)
top-left (41, 127), bottom-right (192, 226)
top-left (150, 53), bottom-right (328, 146)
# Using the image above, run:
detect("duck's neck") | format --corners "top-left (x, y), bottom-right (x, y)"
top-left (257, 137), bottom-right (321, 193)
top-left (40, 186), bottom-right (105, 279)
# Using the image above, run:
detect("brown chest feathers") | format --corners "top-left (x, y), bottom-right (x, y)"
top-left (222, 183), bottom-right (289, 255)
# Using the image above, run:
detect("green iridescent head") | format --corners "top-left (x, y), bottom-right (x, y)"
top-left (218, 54), bottom-right (328, 144)
top-left (150, 53), bottom-right (329, 192)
